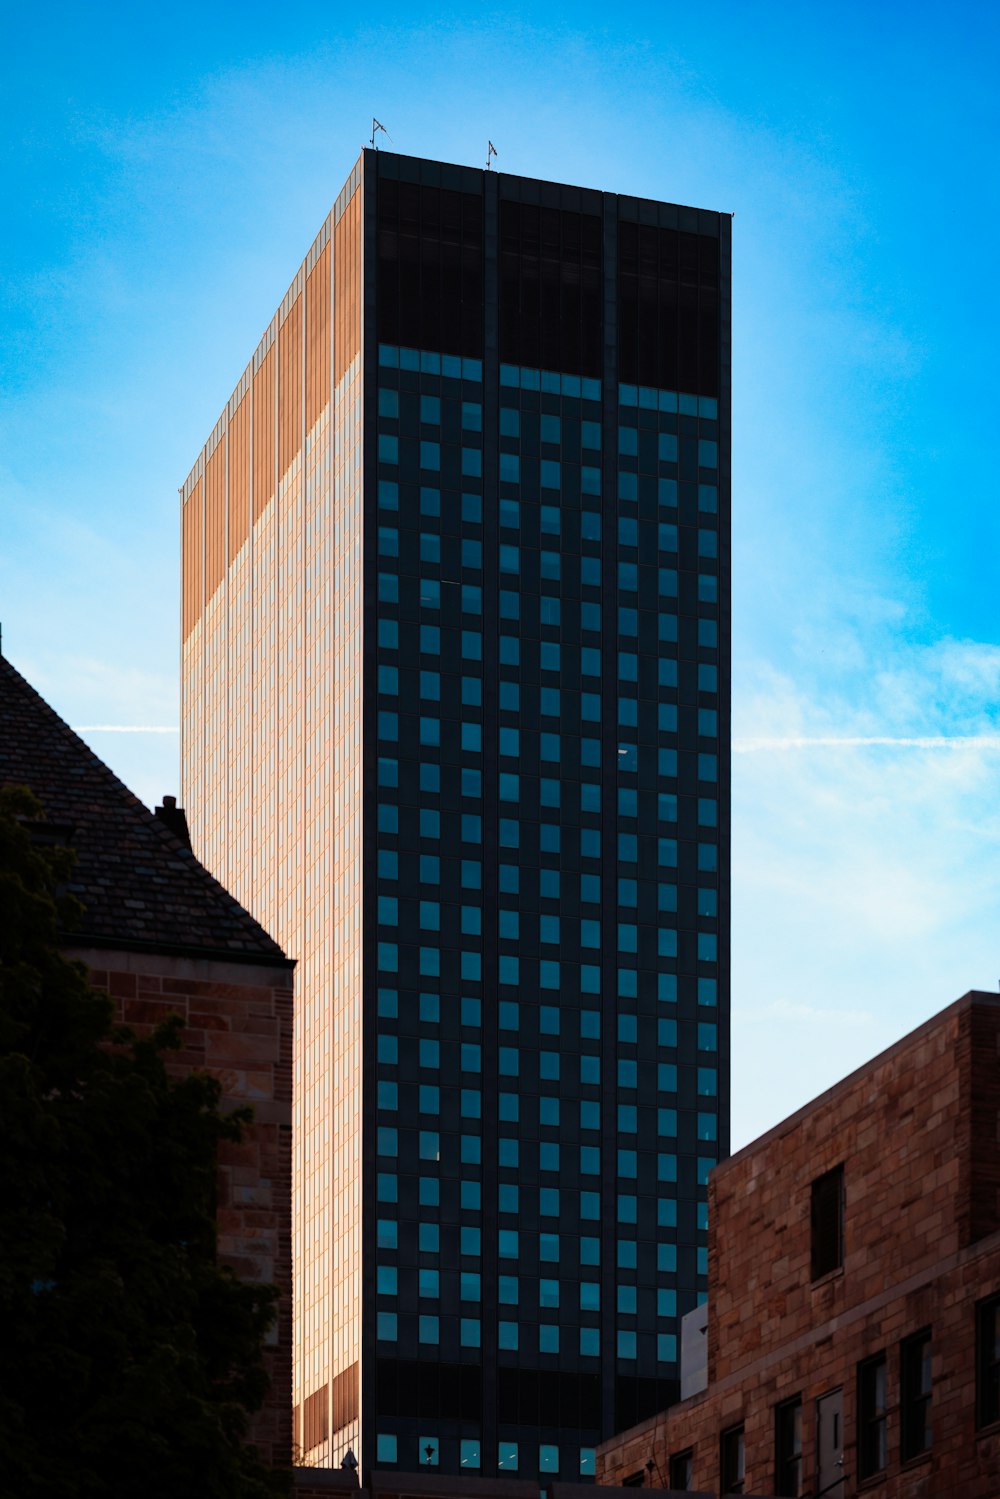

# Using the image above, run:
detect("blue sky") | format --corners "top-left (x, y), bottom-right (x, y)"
top-left (2, 0), bottom-right (998, 1145)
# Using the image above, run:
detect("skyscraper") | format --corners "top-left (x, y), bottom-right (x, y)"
top-left (180, 149), bottom-right (730, 1483)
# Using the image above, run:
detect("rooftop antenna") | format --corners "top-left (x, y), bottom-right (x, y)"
top-left (486, 140), bottom-right (497, 171)
top-left (370, 117), bottom-right (391, 150)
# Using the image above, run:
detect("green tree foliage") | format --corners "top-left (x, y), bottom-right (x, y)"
top-left (0, 786), bottom-right (290, 1498)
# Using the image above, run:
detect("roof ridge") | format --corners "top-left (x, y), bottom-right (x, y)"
top-left (1, 651), bottom-right (165, 823)
top-left (0, 653), bottom-right (289, 964)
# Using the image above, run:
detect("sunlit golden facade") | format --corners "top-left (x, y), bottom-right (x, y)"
top-left (182, 160), bottom-right (364, 1467)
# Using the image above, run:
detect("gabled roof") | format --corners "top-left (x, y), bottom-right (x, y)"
top-left (0, 654), bottom-right (291, 967)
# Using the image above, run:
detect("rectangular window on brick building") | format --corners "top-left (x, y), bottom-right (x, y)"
top-left (810, 1163), bottom-right (844, 1279)
top-left (669, 1449), bottom-right (693, 1489)
top-left (720, 1424), bottom-right (745, 1494)
top-left (857, 1354), bottom-right (887, 1479)
top-left (976, 1293), bottom-right (1000, 1429)
top-left (774, 1396), bottom-right (802, 1496)
top-left (900, 1328), bottom-right (932, 1460)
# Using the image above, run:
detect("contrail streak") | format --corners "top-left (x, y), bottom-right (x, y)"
top-left (73, 728), bottom-right (1000, 748)
top-left (74, 725), bottom-right (179, 734)
top-left (734, 735), bottom-right (1000, 752)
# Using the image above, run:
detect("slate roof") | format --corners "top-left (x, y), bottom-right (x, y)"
top-left (0, 654), bottom-right (291, 967)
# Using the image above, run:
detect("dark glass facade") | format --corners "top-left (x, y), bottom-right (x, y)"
top-left (182, 148), bottom-right (730, 1484)
top-left (365, 153), bottom-right (730, 1480)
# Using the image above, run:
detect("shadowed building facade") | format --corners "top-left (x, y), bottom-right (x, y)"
top-left (0, 653), bottom-right (294, 1467)
top-left (180, 150), bottom-right (731, 1481)
top-left (596, 992), bottom-right (1000, 1499)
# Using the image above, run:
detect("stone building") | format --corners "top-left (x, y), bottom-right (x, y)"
top-left (596, 991), bottom-right (1000, 1496)
top-left (0, 652), bottom-right (295, 1466)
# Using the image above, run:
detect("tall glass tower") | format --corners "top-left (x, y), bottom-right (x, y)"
top-left (180, 149), bottom-right (730, 1483)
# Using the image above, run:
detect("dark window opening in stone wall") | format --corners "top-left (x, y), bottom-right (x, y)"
top-left (774, 1396), bottom-right (803, 1496)
top-left (720, 1423), bottom-right (745, 1494)
top-left (857, 1353), bottom-right (888, 1478)
top-left (900, 1328), bottom-right (932, 1459)
top-left (811, 1164), bottom-right (844, 1279)
top-left (977, 1294), bottom-right (1000, 1429)
top-left (669, 1449), bottom-right (693, 1490)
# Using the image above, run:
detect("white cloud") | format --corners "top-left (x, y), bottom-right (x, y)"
top-left (31, 655), bottom-right (177, 731)
top-left (742, 998), bottom-right (875, 1026)
top-left (731, 634), bottom-right (1000, 1148)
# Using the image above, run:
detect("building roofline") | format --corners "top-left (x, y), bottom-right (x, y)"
top-left (181, 150), bottom-right (364, 500)
top-left (66, 932), bottom-right (296, 972)
top-left (719, 989), bottom-right (1000, 1176)
top-left (0, 652), bottom-right (290, 965)
top-left (181, 146), bottom-right (730, 498)
top-left (367, 144), bottom-right (731, 221)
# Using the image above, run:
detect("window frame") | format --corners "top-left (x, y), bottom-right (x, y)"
top-left (720, 1423), bottom-right (745, 1494)
top-left (976, 1292), bottom-right (1000, 1430)
top-left (899, 1327), bottom-right (932, 1461)
top-left (668, 1449), bottom-right (693, 1490)
top-left (857, 1351), bottom-right (888, 1480)
top-left (773, 1395), bottom-right (802, 1496)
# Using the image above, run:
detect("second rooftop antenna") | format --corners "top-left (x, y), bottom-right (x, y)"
top-left (370, 117), bottom-right (391, 150)
top-left (486, 140), bottom-right (497, 170)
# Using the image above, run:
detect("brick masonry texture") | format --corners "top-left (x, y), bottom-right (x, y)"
top-left (596, 992), bottom-right (1000, 1497)
top-left (77, 947), bottom-right (294, 1468)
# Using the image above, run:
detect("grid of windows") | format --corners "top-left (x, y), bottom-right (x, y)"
top-left (374, 347), bottom-right (488, 1386)
top-left (372, 343), bottom-right (723, 1471)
